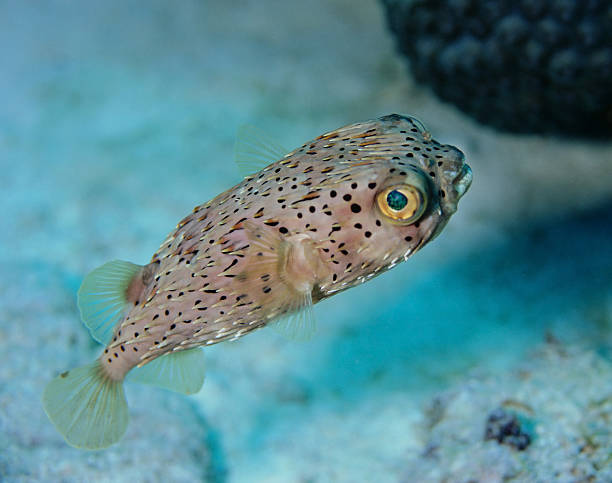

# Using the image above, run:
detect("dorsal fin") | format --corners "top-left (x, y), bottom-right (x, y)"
top-left (77, 260), bottom-right (143, 345)
top-left (234, 125), bottom-right (288, 176)
top-left (127, 347), bottom-right (206, 395)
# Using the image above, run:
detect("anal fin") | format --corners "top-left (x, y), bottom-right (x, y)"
top-left (127, 347), bottom-right (206, 395)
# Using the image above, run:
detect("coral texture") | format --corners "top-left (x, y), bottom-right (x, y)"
top-left (382, 0), bottom-right (612, 137)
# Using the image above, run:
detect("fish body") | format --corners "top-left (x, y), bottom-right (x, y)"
top-left (43, 114), bottom-right (472, 449)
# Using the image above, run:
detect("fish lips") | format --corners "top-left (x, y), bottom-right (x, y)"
top-left (440, 161), bottom-right (473, 216)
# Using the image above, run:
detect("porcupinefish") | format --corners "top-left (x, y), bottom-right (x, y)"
top-left (43, 114), bottom-right (472, 449)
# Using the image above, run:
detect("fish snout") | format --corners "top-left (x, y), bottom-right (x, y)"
top-left (438, 147), bottom-right (472, 215)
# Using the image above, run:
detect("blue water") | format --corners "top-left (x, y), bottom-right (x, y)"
top-left (2, 1), bottom-right (611, 482)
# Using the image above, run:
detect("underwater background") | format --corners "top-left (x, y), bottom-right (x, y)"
top-left (2, 1), bottom-right (612, 481)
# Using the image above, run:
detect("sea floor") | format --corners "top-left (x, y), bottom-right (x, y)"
top-left (1, 1), bottom-right (612, 482)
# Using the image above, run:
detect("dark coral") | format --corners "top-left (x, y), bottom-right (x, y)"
top-left (484, 407), bottom-right (531, 451)
top-left (382, 0), bottom-right (612, 138)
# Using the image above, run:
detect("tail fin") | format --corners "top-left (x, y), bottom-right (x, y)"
top-left (42, 361), bottom-right (128, 450)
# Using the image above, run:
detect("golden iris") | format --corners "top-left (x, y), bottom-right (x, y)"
top-left (376, 184), bottom-right (426, 223)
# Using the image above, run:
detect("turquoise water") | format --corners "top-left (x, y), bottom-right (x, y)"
top-left (2, 1), bottom-right (612, 481)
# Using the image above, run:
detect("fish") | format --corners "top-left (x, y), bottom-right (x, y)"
top-left (42, 114), bottom-right (472, 449)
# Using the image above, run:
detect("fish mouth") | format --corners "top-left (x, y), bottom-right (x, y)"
top-left (454, 164), bottom-right (473, 198)
top-left (439, 160), bottom-right (473, 217)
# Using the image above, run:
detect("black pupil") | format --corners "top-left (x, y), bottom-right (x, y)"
top-left (387, 190), bottom-right (408, 211)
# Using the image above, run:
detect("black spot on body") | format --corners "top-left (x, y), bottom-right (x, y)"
top-left (343, 194), bottom-right (352, 201)
top-left (350, 203), bottom-right (361, 213)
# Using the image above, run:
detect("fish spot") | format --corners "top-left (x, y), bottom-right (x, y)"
top-left (351, 182), bottom-right (358, 189)
top-left (121, 345), bottom-right (125, 352)
top-left (343, 194), bottom-right (352, 202)
top-left (405, 236), bottom-right (413, 242)
top-left (330, 190), bottom-right (337, 198)
top-left (263, 286), bottom-right (271, 294)
top-left (133, 347), bottom-right (138, 352)
top-left (354, 223), bottom-right (362, 229)
top-left (350, 203), bottom-right (361, 213)
top-left (309, 206), bottom-right (316, 213)
top-left (376, 219), bottom-right (382, 227)
top-left (279, 227), bottom-right (288, 234)
top-left (368, 182), bottom-right (377, 189)
top-left (365, 231), bottom-right (372, 238)
top-left (165, 310), bottom-right (170, 316)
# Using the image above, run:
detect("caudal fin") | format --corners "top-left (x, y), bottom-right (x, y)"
top-left (42, 361), bottom-right (128, 450)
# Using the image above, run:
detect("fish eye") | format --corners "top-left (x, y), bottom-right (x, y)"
top-left (376, 184), bottom-right (427, 224)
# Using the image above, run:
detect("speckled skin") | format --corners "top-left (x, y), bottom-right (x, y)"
top-left (101, 114), bottom-right (472, 380)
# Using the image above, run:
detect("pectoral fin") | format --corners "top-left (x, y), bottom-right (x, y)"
top-left (234, 125), bottom-right (288, 177)
top-left (238, 221), bottom-right (328, 340)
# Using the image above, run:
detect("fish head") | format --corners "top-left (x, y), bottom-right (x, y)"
top-left (321, 114), bottom-right (472, 271)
